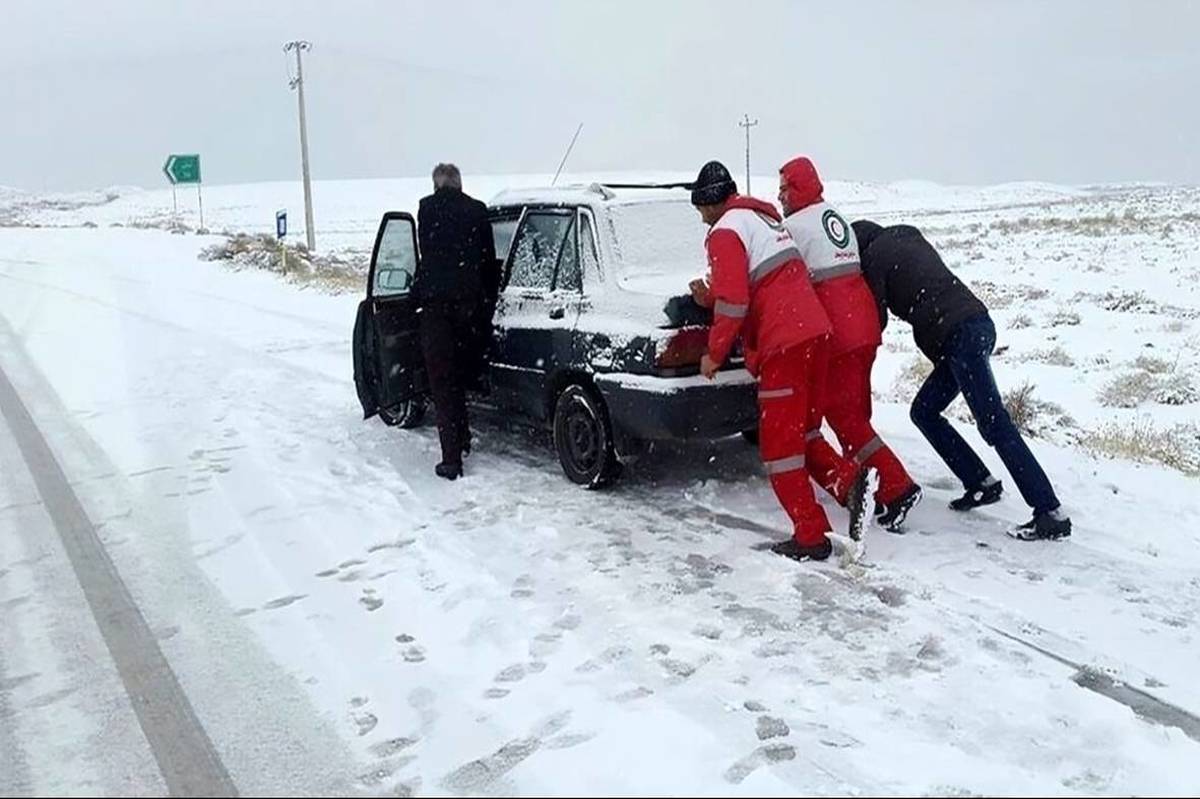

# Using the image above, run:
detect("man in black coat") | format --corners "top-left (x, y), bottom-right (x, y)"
top-left (415, 163), bottom-right (498, 480)
top-left (854, 220), bottom-right (1071, 541)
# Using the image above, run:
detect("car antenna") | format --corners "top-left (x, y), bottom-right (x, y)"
top-left (551, 122), bottom-right (584, 186)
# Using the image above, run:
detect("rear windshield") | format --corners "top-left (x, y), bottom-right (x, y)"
top-left (607, 200), bottom-right (710, 296)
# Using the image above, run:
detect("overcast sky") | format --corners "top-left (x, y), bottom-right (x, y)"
top-left (2, 0), bottom-right (1198, 192)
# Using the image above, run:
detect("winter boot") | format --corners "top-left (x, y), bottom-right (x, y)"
top-left (846, 468), bottom-right (874, 541)
top-left (771, 536), bottom-right (833, 562)
top-left (949, 479), bottom-right (1003, 511)
top-left (877, 483), bottom-right (923, 533)
top-left (435, 461), bottom-right (463, 481)
top-left (1010, 508), bottom-right (1072, 541)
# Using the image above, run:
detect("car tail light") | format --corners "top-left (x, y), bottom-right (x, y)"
top-left (654, 326), bottom-right (709, 370)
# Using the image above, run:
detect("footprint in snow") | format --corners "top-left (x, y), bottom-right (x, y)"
top-left (357, 755), bottom-right (417, 788)
top-left (511, 575), bottom-right (535, 599)
top-left (263, 594), bottom-right (306, 610)
top-left (755, 716), bottom-right (790, 740)
top-left (368, 737), bottom-right (418, 759)
top-left (574, 646), bottom-right (630, 674)
top-left (529, 632), bottom-right (562, 658)
top-left (353, 712), bottom-right (378, 737)
top-left (553, 613), bottom-right (582, 631)
top-left (724, 743), bottom-right (796, 784)
top-left (612, 686), bottom-right (654, 703)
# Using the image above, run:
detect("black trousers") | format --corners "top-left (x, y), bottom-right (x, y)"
top-left (420, 300), bottom-right (480, 466)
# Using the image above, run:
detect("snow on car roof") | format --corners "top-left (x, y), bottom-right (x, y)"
top-left (489, 183), bottom-right (692, 209)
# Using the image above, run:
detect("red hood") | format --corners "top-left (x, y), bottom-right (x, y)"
top-left (780, 157), bottom-right (824, 212)
top-left (723, 194), bottom-right (782, 222)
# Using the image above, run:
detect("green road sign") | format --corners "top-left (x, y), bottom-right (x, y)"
top-left (163, 154), bottom-right (201, 185)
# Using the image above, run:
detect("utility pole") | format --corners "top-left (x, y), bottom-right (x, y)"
top-left (285, 40), bottom-right (316, 252)
top-left (739, 113), bottom-right (759, 196)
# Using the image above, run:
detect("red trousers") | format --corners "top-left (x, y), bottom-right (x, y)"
top-left (806, 345), bottom-right (915, 505)
top-left (757, 341), bottom-right (832, 546)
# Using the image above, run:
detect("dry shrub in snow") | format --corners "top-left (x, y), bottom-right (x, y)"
top-left (1008, 313), bottom-right (1033, 330)
top-left (1048, 308), bottom-right (1082, 327)
top-left (1028, 346), bottom-right (1075, 367)
top-left (1002, 381), bottom-right (1074, 438)
top-left (892, 356), bottom-right (933, 396)
top-left (1080, 421), bottom-right (1200, 477)
top-left (1132, 354), bottom-right (1172, 374)
top-left (200, 233), bottom-right (365, 293)
top-left (1099, 365), bottom-right (1196, 408)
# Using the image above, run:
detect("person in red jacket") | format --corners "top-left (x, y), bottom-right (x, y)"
top-left (777, 157), bottom-right (922, 531)
top-left (691, 161), bottom-right (870, 561)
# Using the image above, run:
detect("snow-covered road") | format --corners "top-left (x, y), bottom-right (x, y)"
top-left (2, 209), bottom-right (1199, 795)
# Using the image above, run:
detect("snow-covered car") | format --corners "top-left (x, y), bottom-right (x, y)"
top-left (353, 183), bottom-right (758, 487)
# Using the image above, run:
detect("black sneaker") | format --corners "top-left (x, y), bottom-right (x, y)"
top-left (435, 461), bottom-right (463, 481)
top-left (1010, 509), bottom-right (1072, 541)
top-left (877, 484), bottom-right (923, 533)
top-left (949, 480), bottom-right (1003, 511)
top-left (846, 468), bottom-right (874, 542)
top-left (770, 536), bottom-right (833, 562)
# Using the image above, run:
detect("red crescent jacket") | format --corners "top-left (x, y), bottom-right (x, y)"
top-left (780, 157), bottom-right (882, 357)
top-left (705, 194), bottom-right (831, 376)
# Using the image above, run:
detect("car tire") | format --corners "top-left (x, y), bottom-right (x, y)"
top-left (553, 384), bottom-right (621, 489)
top-left (741, 427), bottom-right (760, 446)
top-left (378, 397), bottom-right (427, 429)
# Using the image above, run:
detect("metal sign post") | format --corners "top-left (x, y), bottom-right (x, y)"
top-left (163, 154), bottom-right (203, 229)
top-left (276, 209), bottom-right (288, 272)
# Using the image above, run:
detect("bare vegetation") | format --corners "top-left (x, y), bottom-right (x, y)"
top-left (1079, 421), bottom-right (1200, 477)
top-left (1048, 308), bottom-right (1082, 327)
top-left (1099, 360), bottom-right (1196, 408)
top-left (200, 233), bottom-right (365, 293)
top-left (1002, 381), bottom-right (1075, 438)
top-left (1008, 313), bottom-right (1033, 330)
top-left (1027, 346), bottom-right (1075, 367)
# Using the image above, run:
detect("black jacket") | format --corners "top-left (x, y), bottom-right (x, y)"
top-left (854, 221), bottom-right (988, 360)
top-left (415, 187), bottom-right (498, 305)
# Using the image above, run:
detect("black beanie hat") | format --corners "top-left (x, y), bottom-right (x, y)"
top-left (690, 161), bottom-right (737, 206)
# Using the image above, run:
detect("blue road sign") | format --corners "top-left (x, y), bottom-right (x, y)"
top-left (276, 210), bottom-right (287, 240)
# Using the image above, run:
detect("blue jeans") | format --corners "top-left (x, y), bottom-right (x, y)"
top-left (910, 314), bottom-right (1060, 515)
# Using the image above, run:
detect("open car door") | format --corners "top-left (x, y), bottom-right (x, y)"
top-left (353, 212), bottom-right (427, 420)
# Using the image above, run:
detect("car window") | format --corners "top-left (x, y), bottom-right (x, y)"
top-left (373, 217), bottom-right (418, 298)
top-left (554, 219), bottom-right (581, 292)
top-left (578, 211), bottom-right (600, 283)
top-left (491, 217), bottom-right (519, 262)
top-left (508, 212), bottom-right (572, 291)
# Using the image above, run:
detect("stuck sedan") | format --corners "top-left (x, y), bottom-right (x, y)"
top-left (353, 183), bottom-right (758, 487)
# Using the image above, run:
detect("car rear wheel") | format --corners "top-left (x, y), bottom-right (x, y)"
top-left (553, 384), bottom-right (621, 489)
top-left (379, 397), bottom-right (427, 429)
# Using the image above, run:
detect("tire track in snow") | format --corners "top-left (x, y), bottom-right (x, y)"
top-left (0, 363), bottom-right (237, 797)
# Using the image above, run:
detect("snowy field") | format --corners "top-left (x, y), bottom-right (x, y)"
top-left (1, 175), bottom-right (1199, 796)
